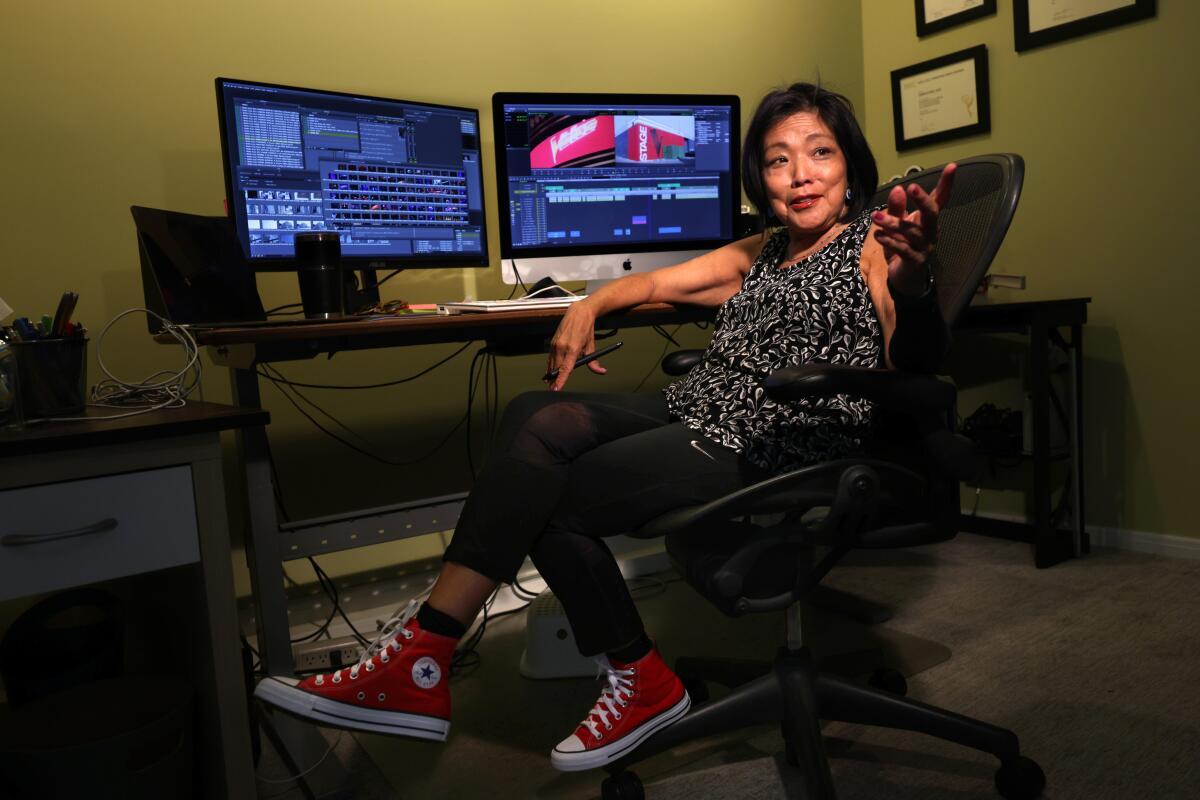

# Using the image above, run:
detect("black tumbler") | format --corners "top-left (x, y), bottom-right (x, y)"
top-left (295, 232), bottom-right (344, 319)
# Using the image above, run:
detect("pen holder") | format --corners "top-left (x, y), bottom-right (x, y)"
top-left (11, 336), bottom-right (88, 419)
top-left (0, 340), bottom-right (21, 429)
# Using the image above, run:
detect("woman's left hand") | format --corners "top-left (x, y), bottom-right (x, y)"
top-left (872, 162), bottom-right (957, 297)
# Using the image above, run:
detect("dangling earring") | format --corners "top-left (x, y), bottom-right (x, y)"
top-left (845, 187), bottom-right (853, 202)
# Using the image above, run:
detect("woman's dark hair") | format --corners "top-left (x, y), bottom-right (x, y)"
top-left (742, 82), bottom-right (878, 226)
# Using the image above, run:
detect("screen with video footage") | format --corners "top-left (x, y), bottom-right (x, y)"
top-left (493, 92), bottom-right (740, 259)
top-left (216, 78), bottom-right (489, 270)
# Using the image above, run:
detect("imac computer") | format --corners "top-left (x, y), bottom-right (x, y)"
top-left (492, 92), bottom-right (740, 292)
top-left (215, 78), bottom-right (490, 281)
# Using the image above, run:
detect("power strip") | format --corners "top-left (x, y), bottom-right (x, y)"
top-left (293, 635), bottom-right (362, 672)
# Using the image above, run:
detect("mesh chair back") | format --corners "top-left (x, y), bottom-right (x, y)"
top-left (868, 154), bottom-right (1024, 326)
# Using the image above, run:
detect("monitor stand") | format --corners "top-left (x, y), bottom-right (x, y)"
top-left (346, 269), bottom-right (380, 314)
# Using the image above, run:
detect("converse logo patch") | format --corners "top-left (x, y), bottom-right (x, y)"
top-left (412, 656), bottom-right (442, 689)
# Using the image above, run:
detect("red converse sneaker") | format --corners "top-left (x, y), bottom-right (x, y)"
top-left (254, 604), bottom-right (455, 741)
top-left (551, 647), bottom-right (690, 771)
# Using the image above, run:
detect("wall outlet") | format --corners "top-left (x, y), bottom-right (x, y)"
top-left (293, 636), bottom-right (362, 672)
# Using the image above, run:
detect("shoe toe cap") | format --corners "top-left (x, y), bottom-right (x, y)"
top-left (553, 732), bottom-right (587, 754)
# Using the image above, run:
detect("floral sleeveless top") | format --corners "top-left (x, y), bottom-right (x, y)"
top-left (663, 208), bottom-right (883, 473)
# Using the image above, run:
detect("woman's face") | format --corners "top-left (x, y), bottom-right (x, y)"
top-left (761, 111), bottom-right (849, 238)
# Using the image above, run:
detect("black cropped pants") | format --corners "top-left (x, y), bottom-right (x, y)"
top-left (442, 391), bottom-right (764, 656)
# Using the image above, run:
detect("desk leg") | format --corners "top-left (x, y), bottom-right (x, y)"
top-left (1031, 322), bottom-right (1077, 568)
top-left (1071, 323), bottom-right (1088, 556)
top-left (193, 439), bottom-right (256, 799)
top-left (231, 368), bottom-right (359, 796)
top-left (231, 367), bottom-right (293, 676)
top-left (1031, 322), bottom-right (1053, 567)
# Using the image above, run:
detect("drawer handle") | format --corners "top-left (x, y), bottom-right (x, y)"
top-left (1, 518), bottom-right (119, 547)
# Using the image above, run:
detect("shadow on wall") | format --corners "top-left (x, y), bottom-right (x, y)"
top-left (1082, 325), bottom-right (1149, 534)
top-left (942, 325), bottom-right (1144, 535)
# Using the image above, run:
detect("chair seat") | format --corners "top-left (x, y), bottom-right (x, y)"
top-left (664, 520), bottom-right (803, 617)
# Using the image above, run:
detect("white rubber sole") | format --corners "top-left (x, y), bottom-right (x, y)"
top-left (254, 676), bottom-right (449, 741)
top-left (550, 691), bottom-right (691, 772)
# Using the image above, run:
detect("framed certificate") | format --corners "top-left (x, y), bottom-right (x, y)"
top-left (1015, 0), bottom-right (1156, 52)
top-left (890, 45), bottom-right (990, 152)
top-left (916, 0), bottom-right (997, 37)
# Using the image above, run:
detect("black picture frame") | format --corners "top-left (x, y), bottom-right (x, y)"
top-left (891, 45), bottom-right (990, 152)
top-left (1014, 0), bottom-right (1156, 52)
top-left (916, 0), bottom-right (997, 37)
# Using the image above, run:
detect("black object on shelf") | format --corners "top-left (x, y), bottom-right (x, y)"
top-left (0, 587), bottom-right (123, 707)
top-left (961, 402), bottom-right (1023, 456)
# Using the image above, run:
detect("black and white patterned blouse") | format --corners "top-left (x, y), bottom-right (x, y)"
top-left (663, 207), bottom-right (883, 473)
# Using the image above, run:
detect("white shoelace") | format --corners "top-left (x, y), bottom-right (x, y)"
top-left (314, 593), bottom-right (426, 686)
top-left (580, 662), bottom-right (636, 739)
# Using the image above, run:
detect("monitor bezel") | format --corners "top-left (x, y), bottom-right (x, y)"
top-left (491, 91), bottom-right (741, 261)
top-left (215, 76), bottom-right (490, 272)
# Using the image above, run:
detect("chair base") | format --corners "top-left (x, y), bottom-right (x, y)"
top-left (809, 584), bottom-right (893, 625)
top-left (605, 647), bottom-right (1043, 800)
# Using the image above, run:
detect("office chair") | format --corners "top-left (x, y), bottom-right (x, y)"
top-left (599, 154), bottom-right (1044, 800)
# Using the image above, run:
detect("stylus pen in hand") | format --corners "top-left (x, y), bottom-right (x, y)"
top-left (544, 341), bottom-right (623, 382)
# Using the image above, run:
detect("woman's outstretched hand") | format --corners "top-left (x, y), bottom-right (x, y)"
top-left (872, 162), bottom-right (957, 297)
top-left (545, 301), bottom-right (606, 391)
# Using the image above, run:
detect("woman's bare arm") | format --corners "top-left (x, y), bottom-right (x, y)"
top-left (544, 234), bottom-right (766, 390)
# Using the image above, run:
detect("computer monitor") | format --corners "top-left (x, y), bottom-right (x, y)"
top-left (492, 92), bottom-right (740, 290)
top-left (215, 77), bottom-right (489, 272)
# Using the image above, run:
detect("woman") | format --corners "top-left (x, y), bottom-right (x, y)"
top-left (255, 82), bottom-right (955, 771)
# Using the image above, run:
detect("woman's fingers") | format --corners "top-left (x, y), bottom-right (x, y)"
top-left (873, 211), bottom-right (930, 252)
top-left (546, 336), bottom-right (581, 389)
top-left (887, 184), bottom-right (907, 220)
top-left (875, 232), bottom-right (925, 270)
top-left (929, 162), bottom-right (957, 209)
top-left (545, 304), bottom-right (599, 390)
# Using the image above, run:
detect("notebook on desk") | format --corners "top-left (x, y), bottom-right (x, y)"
top-left (132, 206), bottom-right (373, 332)
top-left (438, 295), bottom-right (587, 314)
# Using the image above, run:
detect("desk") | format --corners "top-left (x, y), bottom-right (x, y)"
top-left (190, 304), bottom-right (709, 678)
top-left (956, 297), bottom-right (1090, 568)
top-left (0, 402), bottom-right (266, 799)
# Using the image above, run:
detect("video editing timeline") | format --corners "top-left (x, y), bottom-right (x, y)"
top-left (217, 80), bottom-right (486, 262)
top-left (502, 102), bottom-right (734, 250)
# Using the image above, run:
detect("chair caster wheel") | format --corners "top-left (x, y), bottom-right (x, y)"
top-left (682, 676), bottom-right (709, 704)
top-left (868, 667), bottom-right (907, 696)
top-left (995, 755), bottom-right (1045, 799)
top-left (602, 770), bottom-right (645, 800)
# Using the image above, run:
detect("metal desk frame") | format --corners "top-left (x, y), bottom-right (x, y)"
top-left (956, 297), bottom-right (1091, 568)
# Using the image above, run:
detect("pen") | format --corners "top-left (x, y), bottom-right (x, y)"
top-left (51, 291), bottom-right (79, 337)
top-left (543, 341), bottom-right (623, 382)
top-left (13, 318), bottom-right (38, 340)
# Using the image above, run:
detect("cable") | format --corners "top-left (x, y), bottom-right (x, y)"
top-left (634, 324), bottom-right (684, 392)
top-left (308, 557), bottom-right (371, 647)
top-left (510, 574), bottom-right (541, 601)
top-left (258, 342), bottom-right (473, 390)
top-left (464, 345), bottom-right (491, 478)
top-left (256, 731), bottom-right (343, 787)
top-left (30, 308), bottom-right (201, 424)
top-left (264, 303), bottom-right (303, 316)
top-left (376, 268), bottom-right (403, 286)
top-left (509, 259), bottom-right (528, 297)
top-left (259, 365), bottom-right (469, 468)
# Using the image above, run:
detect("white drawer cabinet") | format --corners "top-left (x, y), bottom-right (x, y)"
top-left (0, 403), bottom-right (267, 800)
top-left (0, 465), bottom-right (201, 601)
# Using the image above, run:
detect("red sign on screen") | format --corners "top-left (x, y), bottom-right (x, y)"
top-left (530, 116), bottom-right (615, 168)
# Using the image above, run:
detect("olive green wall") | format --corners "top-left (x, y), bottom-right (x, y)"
top-left (859, 1), bottom-right (1198, 539)
top-left (0, 1), bottom-right (864, 594)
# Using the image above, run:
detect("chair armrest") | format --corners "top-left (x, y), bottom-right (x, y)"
top-left (661, 349), bottom-right (705, 376)
top-left (763, 364), bottom-right (956, 417)
top-left (765, 364), bottom-right (977, 481)
top-left (632, 458), bottom-right (927, 540)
